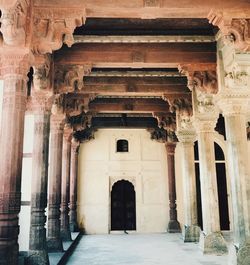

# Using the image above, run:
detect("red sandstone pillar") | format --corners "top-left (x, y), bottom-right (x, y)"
top-left (0, 50), bottom-right (31, 265)
top-left (47, 111), bottom-right (65, 252)
top-left (69, 140), bottom-right (80, 232)
top-left (27, 90), bottom-right (52, 265)
top-left (165, 142), bottom-right (181, 233)
top-left (60, 126), bottom-right (72, 241)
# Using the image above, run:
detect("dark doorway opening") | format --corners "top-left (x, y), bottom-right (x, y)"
top-left (111, 180), bottom-right (136, 231)
top-left (214, 142), bottom-right (230, 231)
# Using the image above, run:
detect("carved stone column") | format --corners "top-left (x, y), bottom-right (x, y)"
top-left (27, 91), bottom-right (52, 265)
top-left (0, 50), bottom-right (31, 265)
top-left (165, 142), bottom-right (181, 233)
top-left (69, 139), bottom-right (80, 232)
top-left (47, 102), bottom-right (65, 252)
top-left (193, 89), bottom-right (227, 254)
top-left (216, 49), bottom-right (250, 264)
top-left (176, 112), bottom-right (200, 242)
top-left (60, 126), bottom-right (72, 241)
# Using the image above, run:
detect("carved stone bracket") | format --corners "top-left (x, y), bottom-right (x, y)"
top-left (179, 65), bottom-right (218, 94)
top-left (33, 54), bottom-right (52, 91)
top-left (66, 111), bottom-right (94, 132)
top-left (162, 95), bottom-right (192, 114)
top-left (208, 10), bottom-right (250, 52)
top-left (0, 0), bottom-right (30, 47)
top-left (32, 7), bottom-right (86, 54)
top-left (152, 112), bottom-right (178, 142)
top-left (55, 64), bottom-right (92, 94)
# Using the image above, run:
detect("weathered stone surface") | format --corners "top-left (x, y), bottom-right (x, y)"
top-left (183, 225), bottom-right (200, 243)
top-left (199, 232), bottom-right (228, 255)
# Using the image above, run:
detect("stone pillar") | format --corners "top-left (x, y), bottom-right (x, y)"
top-left (60, 126), bottom-right (72, 241)
top-left (217, 98), bottom-right (250, 264)
top-left (47, 107), bottom-right (65, 252)
top-left (69, 140), bottom-right (80, 232)
top-left (165, 142), bottom-right (181, 233)
top-left (27, 91), bottom-right (52, 265)
top-left (0, 51), bottom-right (31, 265)
top-left (177, 128), bottom-right (200, 242)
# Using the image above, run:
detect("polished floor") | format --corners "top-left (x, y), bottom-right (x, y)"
top-left (66, 233), bottom-right (228, 265)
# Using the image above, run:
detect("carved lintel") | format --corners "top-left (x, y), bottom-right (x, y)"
top-left (32, 7), bottom-right (86, 54)
top-left (0, 0), bottom-right (30, 47)
top-left (208, 10), bottom-right (250, 51)
top-left (132, 51), bottom-right (145, 63)
top-left (143, 0), bottom-right (161, 7)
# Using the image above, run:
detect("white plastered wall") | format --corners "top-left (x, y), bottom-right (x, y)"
top-left (77, 128), bottom-right (185, 234)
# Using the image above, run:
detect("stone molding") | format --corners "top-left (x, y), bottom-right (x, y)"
top-left (208, 10), bottom-right (250, 52)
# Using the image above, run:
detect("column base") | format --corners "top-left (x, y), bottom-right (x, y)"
top-left (228, 239), bottom-right (250, 265)
top-left (27, 250), bottom-right (49, 265)
top-left (183, 225), bottom-right (200, 242)
top-left (61, 229), bottom-right (72, 241)
top-left (47, 238), bottom-right (63, 253)
top-left (167, 220), bottom-right (181, 233)
top-left (199, 231), bottom-right (228, 255)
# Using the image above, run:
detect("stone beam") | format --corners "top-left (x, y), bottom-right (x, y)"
top-left (33, 1), bottom-right (250, 19)
top-left (54, 43), bottom-right (216, 68)
top-left (88, 98), bottom-right (169, 113)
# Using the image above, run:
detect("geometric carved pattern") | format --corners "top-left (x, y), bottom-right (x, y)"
top-left (0, 192), bottom-right (21, 214)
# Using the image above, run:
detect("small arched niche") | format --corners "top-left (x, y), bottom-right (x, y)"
top-left (116, 139), bottom-right (129, 152)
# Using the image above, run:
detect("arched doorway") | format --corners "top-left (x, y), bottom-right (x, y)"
top-left (111, 180), bottom-right (136, 231)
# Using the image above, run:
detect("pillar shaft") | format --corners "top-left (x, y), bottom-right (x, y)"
top-left (178, 131), bottom-right (200, 242)
top-left (166, 142), bottom-right (181, 233)
top-left (28, 111), bottom-right (50, 265)
top-left (69, 141), bottom-right (79, 232)
top-left (0, 52), bottom-right (30, 265)
top-left (224, 113), bottom-right (249, 245)
top-left (60, 130), bottom-right (72, 241)
top-left (47, 115), bottom-right (64, 252)
top-left (197, 125), bottom-right (220, 234)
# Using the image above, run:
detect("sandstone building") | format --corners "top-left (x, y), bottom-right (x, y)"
top-left (0, 1), bottom-right (249, 265)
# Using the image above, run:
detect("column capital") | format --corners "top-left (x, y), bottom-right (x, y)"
top-left (26, 90), bottom-right (54, 114)
top-left (0, 48), bottom-right (34, 78)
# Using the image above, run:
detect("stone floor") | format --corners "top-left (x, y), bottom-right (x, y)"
top-left (65, 233), bottom-right (228, 265)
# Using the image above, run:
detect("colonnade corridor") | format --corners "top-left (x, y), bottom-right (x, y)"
top-left (65, 234), bottom-right (228, 265)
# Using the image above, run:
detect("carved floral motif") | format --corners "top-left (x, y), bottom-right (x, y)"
top-left (225, 69), bottom-right (248, 88)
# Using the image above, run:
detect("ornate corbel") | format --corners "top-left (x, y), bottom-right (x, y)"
top-left (32, 7), bottom-right (86, 54)
top-left (55, 64), bottom-right (92, 94)
top-left (208, 10), bottom-right (250, 51)
top-left (153, 112), bottom-right (178, 142)
top-left (33, 54), bottom-right (52, 91)
top-left (66, 111), bottom-right (94, 132)
top-left (0, 0), bottom-right (30, 46)
top-left (179, 64), bottom-right (218, 94)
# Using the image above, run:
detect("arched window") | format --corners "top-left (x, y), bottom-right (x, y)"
top-left (116, 139), bottom-right (129, 152)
